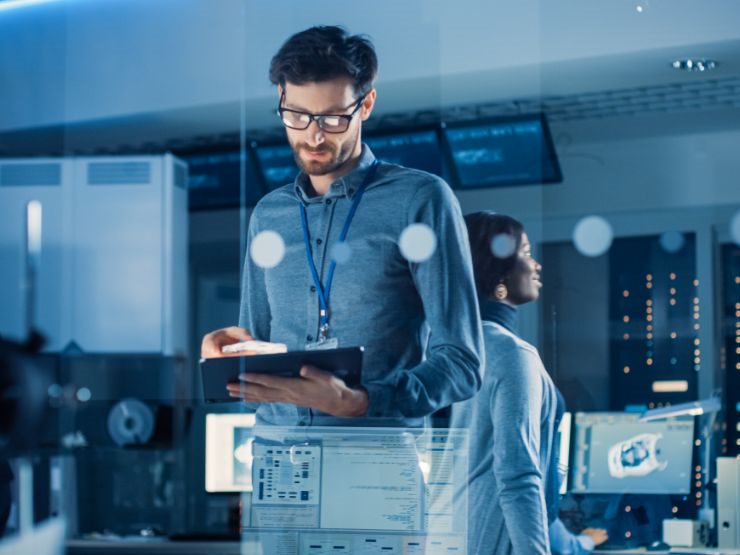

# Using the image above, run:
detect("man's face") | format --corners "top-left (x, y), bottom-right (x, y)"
top-left (279, 78), bottom-right (374, 177)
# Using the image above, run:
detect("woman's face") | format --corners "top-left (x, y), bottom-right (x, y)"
top-left (504, 233), bottom-right (542, 305)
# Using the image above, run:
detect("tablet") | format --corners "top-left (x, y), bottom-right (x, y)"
top-left (200, 346), bottom-right (364, 404)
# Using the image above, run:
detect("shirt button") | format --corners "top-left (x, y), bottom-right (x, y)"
top-left (306, 334), bottom-right (313, 342)
top-left (316, 238), bottom-right (323, 245)
top-left (310, 285), bottom-right (316, 292)
top-left (325, 198), bottom-right (332, 205)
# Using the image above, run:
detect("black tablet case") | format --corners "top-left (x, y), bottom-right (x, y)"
top-left (200, 346), bottom-right (364, 403)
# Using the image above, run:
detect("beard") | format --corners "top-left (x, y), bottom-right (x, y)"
top-left (290, 128), bottom-right (359, 177)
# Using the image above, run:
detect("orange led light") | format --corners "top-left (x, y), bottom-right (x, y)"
top-left (670, 273), bottom-right (677, 280)
top-left (623, 290), bottom-right (630, 298)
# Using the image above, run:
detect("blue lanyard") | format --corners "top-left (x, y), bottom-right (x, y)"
top-left (299, 160), bottom-right (379, 341)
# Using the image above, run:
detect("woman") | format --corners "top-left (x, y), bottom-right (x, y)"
top-left (453, 212), bottom-right (606, 555)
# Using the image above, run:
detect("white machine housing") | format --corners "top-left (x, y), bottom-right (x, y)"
top-left (0, 154), bottom-right (188, 354)
top-left (718, 456), bottom-right (740, 549)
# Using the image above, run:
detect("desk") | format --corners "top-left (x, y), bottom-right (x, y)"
top-left (594, 548), bottom-right (740, 555)
top-left (67, 540), bottom-right (740, 555)
top-left (66, 540), bottom-right (242, 555)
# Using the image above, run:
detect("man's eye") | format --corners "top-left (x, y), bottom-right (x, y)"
top-left (321, 116), bottom-right (342, 127)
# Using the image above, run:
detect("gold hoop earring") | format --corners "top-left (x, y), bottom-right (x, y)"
top-left (494, 283), bottom-right (508, 301)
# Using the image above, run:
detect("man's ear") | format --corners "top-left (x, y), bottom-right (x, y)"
top-left (360, 88), bottom-right (377, 121)
top-left (277, 84), bottom-right (284, 100)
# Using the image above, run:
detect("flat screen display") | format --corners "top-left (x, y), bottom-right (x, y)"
top-left (365, 129), bottom-right (444, 176)
top-left (443, 114), bottom-right (562, 188)
top-left (184, 150), bottom-right (263, 209)
top-left (205, 412), bottom-right (257, 493)
top-left (571, 412), bottom-right (694, 494)
top-left (254, 143), bottom-right (300, 191)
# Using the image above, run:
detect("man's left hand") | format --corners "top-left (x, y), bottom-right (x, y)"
top-left (226, 365), bottom-right (369, 417)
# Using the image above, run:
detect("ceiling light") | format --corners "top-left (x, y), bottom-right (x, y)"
top-left (672, 59), bottom-right (718, 72)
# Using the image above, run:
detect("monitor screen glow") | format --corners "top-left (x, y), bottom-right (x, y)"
top-left (571, 412), bottom-right (695, 494)
top-left (443, 114), bottom-right (562, 189)
top-left (365, 130), bottom-right (444, 176)
top-left (205, 412), bottom-right (257, 493)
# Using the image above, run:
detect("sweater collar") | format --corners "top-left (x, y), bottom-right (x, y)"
top-left (479, 298), bottom-right (518, 335)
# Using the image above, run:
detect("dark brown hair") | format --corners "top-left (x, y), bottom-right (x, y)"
top-left (464, 211), bottom-right (525, 297)
top-left (269, 26), bottom-right (378, 96)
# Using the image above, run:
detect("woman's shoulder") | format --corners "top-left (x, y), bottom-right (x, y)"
top-left (483, 321), bottom-right (538, 354)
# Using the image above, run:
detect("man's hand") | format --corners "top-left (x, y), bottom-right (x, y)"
top-left (201, 326), bottom-right (254, 358)
top-left (581, 528), bottom-right (608, 547)
top-left (226, 365), bottom-right (369, 417)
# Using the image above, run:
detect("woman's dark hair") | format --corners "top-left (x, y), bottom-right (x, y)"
top-left (269, 26), bottom-right (378, 96)
top-left (464, 211), bottom-right (525, 298)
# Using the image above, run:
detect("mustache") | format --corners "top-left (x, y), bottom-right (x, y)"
top-left (299, 145), bottom-right (333, 154)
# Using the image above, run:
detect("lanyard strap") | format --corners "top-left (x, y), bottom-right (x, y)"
top-left (299, 160), bottom-right (379, 340)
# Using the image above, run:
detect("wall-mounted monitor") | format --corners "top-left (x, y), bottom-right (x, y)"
top-left (442, 113), bottom-right (562, 189)
top-left (365, 129), bottom-right (445, 177)
top-left (183, 150), bottom-right (264, 210)
top-left (253, 143), bottom-right (300, 191)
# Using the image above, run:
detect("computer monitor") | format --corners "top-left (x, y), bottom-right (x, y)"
top-left (442, 113), bottom-right (562, 189)
top-left (253, 143), bottom-right (299, 191)
top-left (183, 150), bottom-right (264, 209)
top-left (205, 412), bottom-right (256, 493)
top-left (571, 412), bottom-right (694, 494)
top-left (364, 129), bottom-right (445, 176)
top-left (557, 412), bottom-right (572, 495)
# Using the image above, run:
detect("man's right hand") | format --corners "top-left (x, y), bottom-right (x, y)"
top-left (581, 528), bottom-right (609, 547)
top-left (201, 326), bottom-right (254, 358)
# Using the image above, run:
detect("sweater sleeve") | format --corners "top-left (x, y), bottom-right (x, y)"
top-left (489, 343), bottom-right (550, 555)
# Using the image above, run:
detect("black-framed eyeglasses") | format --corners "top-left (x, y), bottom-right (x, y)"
top-left (276, 93), bottom-right (366, 134)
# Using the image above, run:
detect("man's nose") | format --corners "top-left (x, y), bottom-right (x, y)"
top-left (304, 119), bottom-right (325, 147)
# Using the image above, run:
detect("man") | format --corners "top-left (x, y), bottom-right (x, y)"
top-left (202, 26), bottom-right (481, 427)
